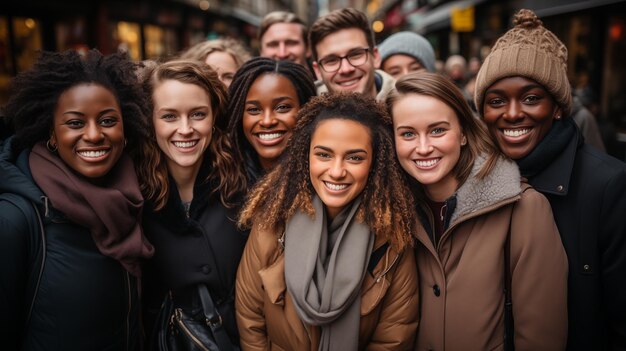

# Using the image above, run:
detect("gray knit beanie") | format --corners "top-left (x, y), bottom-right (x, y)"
top-left (379, 32), bottom-right (436, 73)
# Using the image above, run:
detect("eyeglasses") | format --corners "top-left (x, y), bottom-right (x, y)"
top-left (317, 48), bottom-right (370, 73)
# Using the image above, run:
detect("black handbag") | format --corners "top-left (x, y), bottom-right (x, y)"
top-left (154, 284), bottom-right (237, 351)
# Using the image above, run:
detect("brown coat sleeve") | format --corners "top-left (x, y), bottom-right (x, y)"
top-left (366, 248), bottom-right (419, 350)
top-left (510, 187), bottom-right (568, 351)
top-left (236, 225), bottom-right (271, 351)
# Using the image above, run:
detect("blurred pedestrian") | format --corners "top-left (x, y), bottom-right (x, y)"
top-left (1, 49), bottom-right (154, 350)
top-left (137, 60), bottom-right (247, 350)
top-left (180, 38), bottom-right (252, 88)
top-left (309, 8), bottom-right (395, 101)
top-left (474, 9), bottom-right (626, 350)
top-left (379, 31), bottom-right (436, 79)
top-left (227, 57), bottom-right (316, 185)
top-left (259, 11), bottom-right (310, 67)
top-left (236, 92), bottom-right (419, 350)
top-left (444, 54), bottom-right (467, 89)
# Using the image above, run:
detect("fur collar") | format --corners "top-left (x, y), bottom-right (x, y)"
top-left (451, 155), bottom-right (521, 225)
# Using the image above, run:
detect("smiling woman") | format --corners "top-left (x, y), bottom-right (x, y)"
top-left (0, 49), bottom-right (154, 350)
top-left (51, 83), bottom-right (126, 180)
top-left (135, 59), bottom-right (247, 350)
top-left (387, 72), bottom-right (568, 350)
top-left (227, 57), bottom-right (316, 185)
top-left (235, 92), bottom-right (419, 351)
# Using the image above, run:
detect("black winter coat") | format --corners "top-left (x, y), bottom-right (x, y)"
top-left (142, 170), bottom-right (248, 347)
top-left (0, 138), bottom-right (141, 351)
top-left (525, 125), bottom-right (626, 351)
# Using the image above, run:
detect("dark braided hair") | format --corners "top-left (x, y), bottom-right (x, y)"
top-left (227, 57), bottom-right (316, 184)
top-left (239, 92), bottom-right (417, 251)
top-left (3, 49), bottom-right (149, 157)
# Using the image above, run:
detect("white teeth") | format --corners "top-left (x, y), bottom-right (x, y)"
top-left (324, 182), bottom-right (348, 191)
top-left (78, 150), bottom-right (107, 158)
top-left (258, 132), bottom-right (284, 141)
top-left (173, 141), bottom-right (197, 148)
top-left (503, 128), bottom-right (530, 137)
top-left (338, 79), bottom-right (359, 86)
top-left (414, 159), bottom-right (438, 167)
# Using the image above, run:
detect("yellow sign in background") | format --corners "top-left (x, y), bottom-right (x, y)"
top-left (451, 6), bottom-right (475, 32)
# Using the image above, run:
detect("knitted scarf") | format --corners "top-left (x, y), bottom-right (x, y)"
top-left (284, 195), bottom-right (374, 351)
top-left (516, 118), bottom-right (576, 178)
top-left (29, 143), bottom-right (154, 277)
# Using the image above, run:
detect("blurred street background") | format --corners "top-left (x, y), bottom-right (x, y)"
top-left (1, 0), bottom-right (625, 159)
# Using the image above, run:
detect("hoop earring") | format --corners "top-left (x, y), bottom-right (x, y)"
top-left (46, 139), bottom-right (58, 153)
top-left (124, 139), bottom-right (128, 148)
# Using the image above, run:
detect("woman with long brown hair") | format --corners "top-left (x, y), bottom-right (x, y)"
top-left (387, 72), bottom-right (568, 350)
top-left (135, 60), bottom-right (247, 349)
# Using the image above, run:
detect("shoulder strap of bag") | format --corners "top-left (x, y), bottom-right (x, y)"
top-left (0, 194), bottom-right (46, 330)
top-left (504, 203), bottom-right (514, 351)
top-left (504, 184), bottom-right (531, 351)
top-left (197, 284), bottom-right (235, 351)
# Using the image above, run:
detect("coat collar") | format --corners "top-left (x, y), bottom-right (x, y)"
top-left (450, 155), bottom-right (521, 225)
top-left (525, 130), bottom-right (580, 196)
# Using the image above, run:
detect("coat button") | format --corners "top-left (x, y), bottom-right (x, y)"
top-left (556, 185), bottom-right (564, 192)
top-left (201, 265), bottom-right (212, 274)
top-left (583, 264), bottom-right (591, 272)
top-left (433, 284), bottom-right (441, 297)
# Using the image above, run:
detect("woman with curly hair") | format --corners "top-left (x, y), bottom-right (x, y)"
top-left (236, 92), bottom-right (419, 350)
top-left (387, 72), bottom-right (568, 350)
top-left (227, 57), bottom-right (316, 184)
top-left (0, 49), bottom-right (154, 350)
top-left (136, 59), bottom-right (247, 349)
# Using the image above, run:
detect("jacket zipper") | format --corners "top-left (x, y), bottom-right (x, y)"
top-left (174, 309), bottom-right (210, 351)
top-left (25, 198), bottom-right (47, 328)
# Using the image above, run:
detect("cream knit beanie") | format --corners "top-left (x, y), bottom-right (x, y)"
top-left (474, 9), bottom-right (572, 116)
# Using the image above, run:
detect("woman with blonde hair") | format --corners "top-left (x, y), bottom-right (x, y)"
top-left (180, 38), bottom-right (252, 87)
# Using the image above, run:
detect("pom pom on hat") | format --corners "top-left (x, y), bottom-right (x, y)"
top-left (379, 31), bottom-right (436, 73)
top-left (474, 9), bottom-right (571, 116)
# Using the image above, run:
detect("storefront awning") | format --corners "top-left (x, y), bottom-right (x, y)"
top-left (408, 0), bottom-right (488, 33)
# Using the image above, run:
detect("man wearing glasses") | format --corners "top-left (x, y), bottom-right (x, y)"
top-left (309, 8), bottom-right (395, 101)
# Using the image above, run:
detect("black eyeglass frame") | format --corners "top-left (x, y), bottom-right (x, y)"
top-left (317, 47), bottom-right (371, 73)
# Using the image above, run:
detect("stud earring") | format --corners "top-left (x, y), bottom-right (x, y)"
top-left (555, 115), bottom-right (561, 120)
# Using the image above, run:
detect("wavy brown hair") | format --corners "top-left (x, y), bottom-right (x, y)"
top-left (136, 59), bottom-right (246, 210)
top-left (386, 72), bottom-right (503, 188)
top-left (239, 92), bottom-right (417, 251)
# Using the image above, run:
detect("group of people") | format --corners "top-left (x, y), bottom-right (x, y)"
top-left (0, 6), bottom-right (624, 351)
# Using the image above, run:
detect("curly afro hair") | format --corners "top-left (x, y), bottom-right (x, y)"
top-left (4, 49), bottom-right (149, 157)
top-left (239, 92), bottom-right (417, 251)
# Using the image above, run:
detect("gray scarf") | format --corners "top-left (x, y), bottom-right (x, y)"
top-left (284, 195), bottom-right (374, 351)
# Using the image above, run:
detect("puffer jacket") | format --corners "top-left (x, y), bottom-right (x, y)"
top-left (236, 222), bottom-right (419, 350)
top-left (414, 156), bottom-right (568, 351)
top-left (0, 137), bottom-right (141, 351)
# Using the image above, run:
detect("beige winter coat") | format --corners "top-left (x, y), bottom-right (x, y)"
top-left (236, 221), bottom-right (419, 351)
top-left (415, 156), bottom-right (568, 351)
